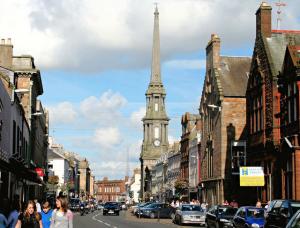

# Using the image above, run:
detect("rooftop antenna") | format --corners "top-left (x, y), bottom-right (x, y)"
top-left (275, 0), bottom-right (287, 30)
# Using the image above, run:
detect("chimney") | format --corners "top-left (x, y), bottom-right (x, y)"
top-left (256, 2), bottom-right (272, 38)
top-left (206, 34), bottom-right (221, 69)
top-left (0, 38), bottom-right (13, 68)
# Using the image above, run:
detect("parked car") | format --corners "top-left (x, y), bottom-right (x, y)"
top-left (138, 203), bottom-right (176, 219)
top-left (103, 202), bottom-right (120, 216)
top-left (173, 204), bottom-right (206, 226)
top-left (286, 209), bottom-right (300, 228)
top-left (133, 202), bottom-right (153, 215)
top-left (205, 205), bottom-right (238, 228)
top-left (232, 206), bottom-right (265, 228)
top-left (264, 199), bottom-right (300, 228)
top-left (97, 203), bottom-right (104, 210)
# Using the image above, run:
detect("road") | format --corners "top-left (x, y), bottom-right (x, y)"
top-left (74, 210), bottom-right (203, 228)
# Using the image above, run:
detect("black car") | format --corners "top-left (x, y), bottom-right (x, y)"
top-left (69, 198), bottom-right (81, 212)
top-left (205, 205), bottom-right (238, 228)
top-left (264, 199), bottom-right (300, 228)
top-left (103, 202), bottom-right (120, 216)
top-left (286, 209), bottom-right (300, 228)
top-left (138, 203), bottom-right (176, 219)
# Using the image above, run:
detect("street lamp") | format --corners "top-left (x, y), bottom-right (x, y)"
top-left (207, 104), bottom-right (221, 111)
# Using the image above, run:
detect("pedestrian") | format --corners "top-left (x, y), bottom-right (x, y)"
top-left (256, 200), bottom-right (262, 208)
top-left (223, 200), bottom-right (229, 206)
top-left (34, 199), bottom-right (42, 213)
top-left (50, 196), bottom-right (73, 228)
top-left (41, 201), bottom-right (53, 228)
top-left (230, 199), bottom-right (239, 208)
top-left (15, 200), bottom-right (42, 228)
top-left (7, 200), bottom-right (21, 228)
top-left (265, 201), bottom-right (270, 209)
top-left (0, 198), bottom-right (8, 228)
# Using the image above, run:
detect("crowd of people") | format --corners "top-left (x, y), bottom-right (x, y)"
top-left (0, 196), bottom-right (73, 228)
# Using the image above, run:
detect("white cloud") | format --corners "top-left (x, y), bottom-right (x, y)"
top-left (80, 90), bottom-right (127, 124)
top-left (48, 102), bottom-right (77, 124)
top-left (1, 0), bottom-right (299, 73)
top-left (93, 127), bottom-right (122, 148)
top-left (164, 59), bottom-right (206, 70)
top-left (130, 107), bottom-right (146, 129)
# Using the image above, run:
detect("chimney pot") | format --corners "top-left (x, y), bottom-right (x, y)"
top-left (7, 38), bottom-right (11, 45)
top-left (1, 39), bottom-right (5, 45)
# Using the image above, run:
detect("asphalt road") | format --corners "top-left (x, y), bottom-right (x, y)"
top-left (73, 210), bottom-right (203, 228)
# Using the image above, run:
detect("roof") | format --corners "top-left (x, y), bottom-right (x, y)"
top-left (287, 45), bottom-right (300, 67)
top-left (264, 30), bottom-right (300, 76)
top-left (218, 56), bottom-right (251, 97)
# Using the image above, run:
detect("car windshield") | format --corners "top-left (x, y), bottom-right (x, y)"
top-left (291, 203), bottom-right (300, 215)
top-left (218, 207), bottom-right (237, 216)
top-left (247, 208), bottom-right (264, 218)
top-left (144, 204), bottom-right (158, 209)
top-left (105, 202), bottom-right (118, 206)
top-left (181, 205), bottom-right (202, 212)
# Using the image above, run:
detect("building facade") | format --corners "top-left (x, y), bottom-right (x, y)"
top-left (140, 6), bottom-right (169, 200)
top-left (199, 34), bottom-right (251, 205)
top-left (96, 177), bottom-right (126, 202)
top-left (246, 2), bottom-right (300, 202)
top-left (128, 168), bottom-right (141, 203)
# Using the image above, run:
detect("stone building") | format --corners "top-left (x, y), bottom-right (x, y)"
top-left (0, 39), bottom-right (48, 200)
top-left (246, 2), bottom-right (300, 202)
top-left (140, 6), bottom-right (169, 200)
top-left (199, 34), bottom-right (251, 205)
top-left (96, 177), bottom-right (126, 202)
top-left (166, 142), bottom-right (181, 200)
top-left (278, 45), bottom-right (300, 200)
top-left (179, 113), bottom-right (200, 200)
top-left (79, 158), bottom-right (91, 198)
top-left (188, 118), bottom-right (201, 201)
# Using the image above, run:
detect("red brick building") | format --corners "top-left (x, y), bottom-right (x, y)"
top-left (199, 34), bottom-right (251, 205)
top-left (278, 45), bottom-right (300, 199)
top-left (246, 2), bottom-right (300, 202)
top-left (95, 177), bottom-right (127, 202)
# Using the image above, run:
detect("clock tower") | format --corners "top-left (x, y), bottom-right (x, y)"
top-left (140, 5), bottom-right (169, 200)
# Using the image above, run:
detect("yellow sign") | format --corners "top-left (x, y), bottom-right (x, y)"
top-left (240, 167), bottom-right (265, 186)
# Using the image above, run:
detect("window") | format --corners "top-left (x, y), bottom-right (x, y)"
top-left (154, 127), bottom-right (159, 139)
top-left (287, 82), bottom-right (298, 123)
top-left (155, 103), bottom-right (158, 111)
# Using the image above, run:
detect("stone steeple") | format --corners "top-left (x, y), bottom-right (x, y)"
top-left (150, 5), bottom-right (161, 84)
top-left (140, 6), bottom-right (169, 200)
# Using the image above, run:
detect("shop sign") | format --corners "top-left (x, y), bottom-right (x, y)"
top-left (240, 166), bottom-right (264, 186)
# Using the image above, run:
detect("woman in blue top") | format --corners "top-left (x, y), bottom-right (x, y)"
top-left (41, 201), bottom-right (53, 228)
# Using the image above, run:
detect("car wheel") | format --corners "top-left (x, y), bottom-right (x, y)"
top-left (150, 212), bottom-right (155, 219)
top-left (170, 212), bottom-right (175, 220)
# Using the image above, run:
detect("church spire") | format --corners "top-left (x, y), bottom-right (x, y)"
top-left (150, 4), bottom-right (161, 84)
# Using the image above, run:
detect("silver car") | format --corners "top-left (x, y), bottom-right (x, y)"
top-left (173, 204), bottom-right (206, 226)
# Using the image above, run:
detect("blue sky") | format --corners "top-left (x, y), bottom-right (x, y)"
top-left (1, 0), bottom-right (299, 180)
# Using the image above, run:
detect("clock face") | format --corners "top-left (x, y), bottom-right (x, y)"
top-left (154, 139), bottom-right (160, 147)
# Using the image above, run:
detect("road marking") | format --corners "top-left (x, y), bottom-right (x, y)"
top-left (92, 213), bottom-right (118, 228)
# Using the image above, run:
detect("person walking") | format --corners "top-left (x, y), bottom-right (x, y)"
top-left (41, 201), bottom-right (53, 228)
top-left (50, 196), bottom-right (73, 228)
top-left (7, 200), bottom-right (20, 228)
top-left (15, 200), bottom-right (42, 228)
top-left (34, 200), bottom-right (41, 213)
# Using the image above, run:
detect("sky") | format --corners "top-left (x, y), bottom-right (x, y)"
top-left (1, 0), bottom-right (299, 181)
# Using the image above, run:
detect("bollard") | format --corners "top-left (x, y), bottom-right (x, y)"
top-left (157, 207), bottom-right (161, 223)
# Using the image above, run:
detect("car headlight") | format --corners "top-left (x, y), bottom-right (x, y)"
top-left (251, 223), bottom-right (260, 228)
top-left (220, 219), bottom-right (230, 223)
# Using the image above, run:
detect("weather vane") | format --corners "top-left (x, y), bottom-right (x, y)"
top-left (275, 0), bottom-right (287, 30)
